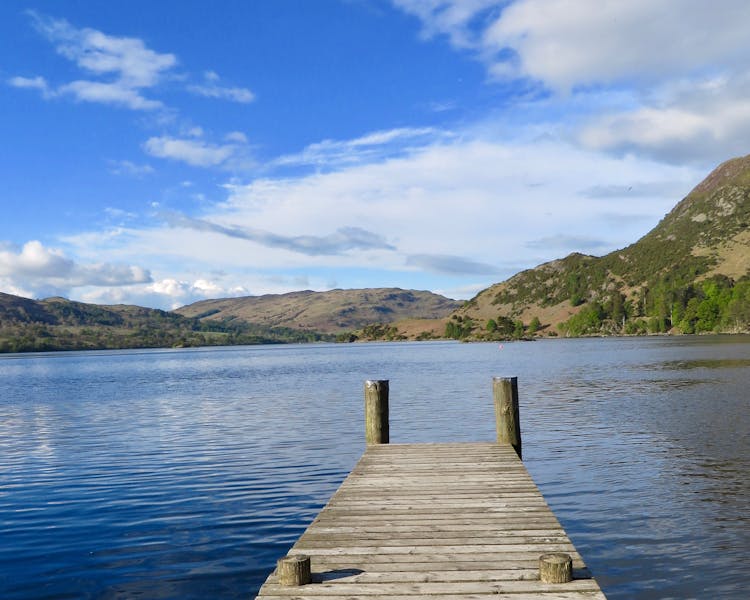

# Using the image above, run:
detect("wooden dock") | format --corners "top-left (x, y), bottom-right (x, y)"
top-left (256, 379), bottom-right (606, 599)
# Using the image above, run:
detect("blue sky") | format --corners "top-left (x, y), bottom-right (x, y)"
top-left (3, 1), bottom-right (750, 309)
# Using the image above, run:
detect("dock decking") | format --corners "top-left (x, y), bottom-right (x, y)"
top-left (256, 442), bottom-right (606, 599)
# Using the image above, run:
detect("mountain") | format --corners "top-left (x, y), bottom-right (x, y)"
top-left (447, 154), bottom-right (750, 339)
top-left (174, 288), bottom-right (461, 335)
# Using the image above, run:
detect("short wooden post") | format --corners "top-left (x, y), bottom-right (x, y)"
top-left (539, 553), bottom-right (573, 583)
top-left (364, 379), bottom-right (389, 444)
top-left (277, 554), bottom-right (311, 586)
top-left (493, 376), bottom-right (522, 459)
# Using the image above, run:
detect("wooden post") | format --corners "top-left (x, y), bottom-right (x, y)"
top-left (277, 554), bottom-right (311, 586)
top-left (364, 379), bottom-right (389, 444)
top-left (539, 553), bottom-right (573, 583)
top-left (493, 376), bottom-right (522, 459)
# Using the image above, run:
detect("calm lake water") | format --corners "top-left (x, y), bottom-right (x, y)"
top-left (1, 337), bottom-right (748, 599)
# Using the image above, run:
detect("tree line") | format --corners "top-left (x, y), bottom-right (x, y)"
top-left (558, 274), bottom-right (750, 336)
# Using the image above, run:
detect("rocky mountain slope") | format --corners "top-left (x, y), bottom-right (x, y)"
top-left (449, 154), bottom-right (750, 339)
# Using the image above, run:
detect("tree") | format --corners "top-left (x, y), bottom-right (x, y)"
top-left (528, 316), bottom-right (541, 334)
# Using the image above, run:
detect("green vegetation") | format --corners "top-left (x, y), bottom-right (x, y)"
top-left (445, 313), bottom-right (533, 341)
top-left (444, 315), bottom-right (476, 339)
top-left (557, 275), bottom-right (750, 336)
top-left (357, 323), bottom-right (407, 341)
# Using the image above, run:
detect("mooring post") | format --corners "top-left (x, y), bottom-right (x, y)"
top-left (364, 379), bottom-right (389, 444)
top-left (539, 553), bottom-right (573, 583)
top-left (493, 376), bottom-right (522, 459)
top-left (276, 554), bottom-right (311, 586)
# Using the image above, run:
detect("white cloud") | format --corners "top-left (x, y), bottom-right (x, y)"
top-left (108, 159), bottom-right (155, 177)
top-left (79, 277), bottom-right (248, 310)
top-left (14, 13), bottom-right (253, 114)
top-left (396, 1), bottom-right (750, 89)
top-left (211, 136), bottom-right (700, 274)
top-left (0, 240), bottom-right (152, 300)
top-left (0, 240), bottom-right (73, 279)
top-left (58, 132), bottom-right (699, 310)
top-left (392, 0), bottom-right (501, 49)
top-left (394, 1), bottom-right (750, 164)
top-left (143, 136), bottom-right (236, 167)
top-left (59, 80), bottom-right (164, 110)
top-left (579, 74), bottom-right (750, 163)
top-left (188, 83), bottom-right (255, 103)
top-left (8, 75), bottom-right (52, 97)
top-left (29, 12), bottom-right (176, 87)
top-left (19, 12), bottom-right (177, 111)
top-left (225, 131), bottom-right (248, 143)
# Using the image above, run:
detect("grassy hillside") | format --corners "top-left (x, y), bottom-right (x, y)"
top-left (175, 288), bottom-right (461, 335)
top-left (448, 154), bottom-right (750, 340)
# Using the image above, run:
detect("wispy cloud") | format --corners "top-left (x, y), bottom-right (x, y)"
top-left (272, 127), bottom-right (448, 169)
top-left (143, 136), bottom-right (237, 167)
top-left (8, 75), bottom-right (53, 97)
top-left (59, 80), bottom-right (164, 110)
top-left (18, 11), bottom-right (177, 110)
top-left (406, 253), bottom-right (500, 275)
top-left (107, 159), bottom-right (155, 177)
top-left (525, 235), bottom-right (610, 253)
top-left (10, 13), bottom-right (257, 119)
top-left (164, 212), bottom-right (396, 256)
top-left (188, 71), bottom-right (255, 103)
top-left (580, 181), bottom-right (686, 199)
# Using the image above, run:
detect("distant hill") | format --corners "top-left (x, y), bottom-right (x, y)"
top-left (0, 287), bottom-right (460, 352)
top-left (446, 154), bottom-right (750, 339)
top-left (174, 288), bottom-right (461, 335)
top-left (0, 293), bottom-right (333, 353)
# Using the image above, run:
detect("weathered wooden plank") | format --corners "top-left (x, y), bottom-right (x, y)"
top-left (257, 593), bottom-right (607, 600)
top-left (288, 550), bottom-right (586, 564)
top-left (298, 536), bottom-right (573, 547)
top-left (304, 558), bottom-right (590, 572)
top-left (291, 544), bottom-right (580, 556)
top-left (259, 579), bottom-right (602, 595)
top-left (256, 443), bottom-right (604, 598)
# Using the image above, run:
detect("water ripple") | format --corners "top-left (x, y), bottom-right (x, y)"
top-left (1, 338), bottom-right (749, 598)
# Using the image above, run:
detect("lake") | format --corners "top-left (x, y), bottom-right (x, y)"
top-left (1, 336), bottom-right (748, 599)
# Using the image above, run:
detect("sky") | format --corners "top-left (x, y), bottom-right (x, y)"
top-left (3, 1), bottom-right (750, 310)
